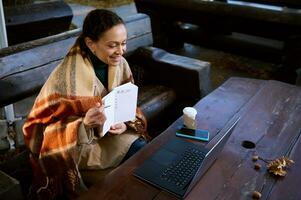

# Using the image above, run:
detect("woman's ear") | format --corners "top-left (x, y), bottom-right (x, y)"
top-left (84, 37), bottom-right (95, 53)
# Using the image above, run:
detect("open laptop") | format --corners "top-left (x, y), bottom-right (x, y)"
top-left (133, 117), bottom-right (240, 199)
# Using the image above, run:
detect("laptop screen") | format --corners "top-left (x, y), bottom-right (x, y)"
top-left (185, 117), bottom-right (240, 197)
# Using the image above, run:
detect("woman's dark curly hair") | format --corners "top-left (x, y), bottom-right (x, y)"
top-left (72, 9), bottom-right (124, 56)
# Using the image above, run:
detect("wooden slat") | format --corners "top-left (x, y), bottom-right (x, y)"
top-left (0, 29), bottom-right (81, 57)
top-left (135, 0), bottom-right (301, 40)
top-left (4, 1), bottom-right (73, 45)
top-left (136, 0), bottom-right (301, 26)
top-left (4, 1), bottom-right (72, 25)
top-left (0, 61), bottom-right (60, 106)
top-left (0, 38), bottom-right (74, 79)
top-left (230, 0), bottom-right (301, 8)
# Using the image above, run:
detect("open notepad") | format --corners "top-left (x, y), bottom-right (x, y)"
top-left (102, 82), bottom-right (138, 135)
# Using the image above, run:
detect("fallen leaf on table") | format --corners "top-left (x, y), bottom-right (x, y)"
top-left (266, 156), bottom-right (294, 176)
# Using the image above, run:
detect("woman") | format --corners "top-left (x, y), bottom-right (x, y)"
top-left (23, 9), bottom-right (148, 199)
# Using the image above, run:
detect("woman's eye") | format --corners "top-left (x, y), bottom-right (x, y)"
top-left (107, 42), bottom-right (126, 48)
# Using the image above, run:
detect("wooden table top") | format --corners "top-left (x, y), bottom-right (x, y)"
top-left (79, 77), bottom-right (301, 200)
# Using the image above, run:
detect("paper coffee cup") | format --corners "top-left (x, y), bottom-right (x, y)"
top-left (183, 107), bottom-right (197, 129)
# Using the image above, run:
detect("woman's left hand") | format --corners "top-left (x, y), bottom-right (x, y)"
top-left (109, 123), bottom-right (127, 135)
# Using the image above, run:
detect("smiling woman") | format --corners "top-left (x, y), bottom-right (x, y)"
top-left (22, 9), bottom-right (149, 199)
top-left (84, 23), bottom-right (127, 66)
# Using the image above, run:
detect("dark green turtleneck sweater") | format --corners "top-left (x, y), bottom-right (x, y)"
top-left (89, 51), bottom-right (108, 89)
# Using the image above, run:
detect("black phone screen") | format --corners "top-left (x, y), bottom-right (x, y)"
top-left (177, 127), bottom-right (209, 138)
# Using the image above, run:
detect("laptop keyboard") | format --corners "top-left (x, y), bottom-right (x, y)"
top-left (160, 147), bottom-right (206, 188)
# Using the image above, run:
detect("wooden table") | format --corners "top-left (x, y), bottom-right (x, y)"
top-left (79, 77), bottom-right (301, 200)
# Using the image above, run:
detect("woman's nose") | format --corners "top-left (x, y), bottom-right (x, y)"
top-left (116, 45), bottom-right (125, 55)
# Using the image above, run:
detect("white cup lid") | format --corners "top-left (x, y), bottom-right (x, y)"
top-left (183, 107), bottom-right (197, 117)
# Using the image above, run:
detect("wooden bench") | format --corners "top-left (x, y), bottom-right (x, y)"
top-left (0, 12), bottom-right (211, 197)
top-left (135, 0), bottom-right (301, 83)
top-left (4, 0), bottom-right (73, 45)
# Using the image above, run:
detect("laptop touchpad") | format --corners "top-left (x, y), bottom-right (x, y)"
top-left (151, 148), bottom-right (177, 167)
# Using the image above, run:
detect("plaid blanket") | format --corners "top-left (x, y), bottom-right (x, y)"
top-left (23, 46), bottom-right (147, 199)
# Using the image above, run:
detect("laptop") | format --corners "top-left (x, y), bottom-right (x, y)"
top-left (133, 117), bottom-right (240, 199)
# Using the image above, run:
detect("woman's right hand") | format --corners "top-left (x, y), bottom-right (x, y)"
top-left (83, 102), bottom-right (106, 129)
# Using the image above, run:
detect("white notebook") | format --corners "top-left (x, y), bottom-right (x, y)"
top-left (102, 82), bottom-right (138, 135)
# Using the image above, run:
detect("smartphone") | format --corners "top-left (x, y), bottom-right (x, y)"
top-left (176, 127), bottom-right (210, 141)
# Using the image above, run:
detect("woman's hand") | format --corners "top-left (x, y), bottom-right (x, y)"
top-left (83, 102), bottom-right (106, 130)
top-left (109, 123), bottom-right (127, 135)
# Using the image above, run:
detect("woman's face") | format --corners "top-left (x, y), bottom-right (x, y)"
top-left (87, 23), bottom-right (127, 66)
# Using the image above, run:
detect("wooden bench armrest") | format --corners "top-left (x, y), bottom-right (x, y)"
top-left (129, 46), bottom-right (211, 101)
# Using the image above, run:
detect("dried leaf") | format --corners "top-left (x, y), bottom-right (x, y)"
top-left (283, 157), bottom-right (295, 166)
top-left (266, 156), bottom-right (294, 176)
